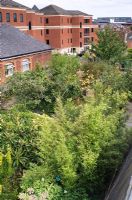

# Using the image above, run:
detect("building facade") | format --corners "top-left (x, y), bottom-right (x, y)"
top-left (0, 24), bottom-right (52, 83)
top-left (0, 1), bottom-right (98, 54)
top-left (127, 32), bottom-right (132, 48)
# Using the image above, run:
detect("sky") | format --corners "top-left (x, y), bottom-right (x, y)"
top-left (16, 0), bottom-right (132, 18)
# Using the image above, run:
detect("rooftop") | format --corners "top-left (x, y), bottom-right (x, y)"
top-left (32, 5), bottom-right (39, 12)
top-left (0, 24), bottom-right (52, 60)
top-left (0, 0), bottom-right (31, 10)
top-left (0, 1), bottom-right (91, 16)
top-left (40, 4), bottom-right (91, 16)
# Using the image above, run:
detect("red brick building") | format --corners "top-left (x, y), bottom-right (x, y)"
top-left (127, 32), bottom-right (132, 48)
top-left (0, 23), bottom-right (51, 83)
top-left (0, 1), bottom-right (98, 54)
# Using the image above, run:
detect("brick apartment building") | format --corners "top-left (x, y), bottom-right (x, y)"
top-left (0, 0), bottom-right (98, 54)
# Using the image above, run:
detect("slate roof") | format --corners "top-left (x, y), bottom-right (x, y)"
top-left (0, 0), bottom-right (31, 10)
top-left (0, 1), bottom-right (91, 16)
top-left (32, 5), bottom-right (39, 12)
top-left (40, 4), bottom-right (91, 16)
top-left (0, 24), bottom-right (52, 60)
top-left (67, 10), bottom-right (91, 16)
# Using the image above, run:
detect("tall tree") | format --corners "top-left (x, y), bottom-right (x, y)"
top-left (92, 26), bottom-right (126, 63)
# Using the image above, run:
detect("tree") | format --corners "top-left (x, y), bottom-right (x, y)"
top-left (2, 54), bottom-right (82, 114)
top-left (19, 91), bottom-right (131, 199)
top-left (0, 107), bottom-right (41, 197)
top-left (92, 26), bottom-right (126, 63)
top-left (127, 48), bottom-right (132, 59)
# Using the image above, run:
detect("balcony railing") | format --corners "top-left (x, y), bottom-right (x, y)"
top-left (84, 33), bottom-right (90, 37)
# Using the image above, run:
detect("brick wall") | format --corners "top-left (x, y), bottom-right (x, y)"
top-left (0, 51), bottom-right (51, 83)
top-left (128, 40), bottom-right (132, 48)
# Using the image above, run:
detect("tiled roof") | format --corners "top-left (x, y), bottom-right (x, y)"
top-left (40, 4), bottom-right (91, 16)
top-left (0, 24), bottom-right (52, 60)
top-left (0, 0), bottom-right (31, 10)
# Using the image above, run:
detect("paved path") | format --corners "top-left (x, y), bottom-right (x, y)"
top-left (105, 102), bottom-right (132, 200)
top-left (126, 102), bottom-right (132, 128)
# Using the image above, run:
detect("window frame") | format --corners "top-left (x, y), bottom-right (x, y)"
top-left (46, 29), bottom-right (49, 34)
top-left (46, 18), bottom-right (49, 24)
top-left (22, 59), bottom-right (30, 72)
top-left (6, 13), bottom-right (10, 22)
top-left (13, 13), bottom-right (17, 22)
top-left (5, 63), bottom-right (14, 77)
top-left (0, 12), bottom-right (2, 22)
top-left (20, 14), bottom-right (24, 22)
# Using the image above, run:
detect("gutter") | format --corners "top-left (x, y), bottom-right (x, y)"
top-left (0, 49), bottom-right (53, 61)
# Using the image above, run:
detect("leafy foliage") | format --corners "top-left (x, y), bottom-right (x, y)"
top-left (0, 55), bottom-right (132, 200)
top-left (92, 26), bottom-right (126, 63)
top-left (2, 54), bottom-right (82, 114)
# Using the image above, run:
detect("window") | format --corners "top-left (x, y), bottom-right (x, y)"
top-left (71, 29), bottom-right (72, 33)
top-left (67, 18), bottom-right (69, 23)
top-left (91, 37), bottom-right (94, 42)
top-left (68, 39), bottom-right (69, 43)
top-left (46, 40), bottom-right (49, 45)
top-left (41, 30), bottom-right (43, 35)
top-left (40, 17), bottom-right (42, 23)
top-left (13, 13), bottom-right (17, 22)
top-left (5, 63), bottom-right (14, 77)
top-left (84, 38), bottom-right (89, 45)
top-left (0, 12), bottom-right (2, 22)
top-left (80, 32), bottom-right (82, 38)
top-left (73, 48), bottom-right (76, 53)
top-left (28, 21), bottom-right (32, 30)
top-left (84, 28), bottom-right (90, 35)
top-left (22, 59), bottom-right (30, 72)
top-left (80, 22), bottom-right (82, 28)
top-left (84, 19), bottom-right (90, 24)
top-left (46, 18), bottom-right (49, 24)
top-left (91, 28), bottom-right (94, 32)
top-left (20, 14), bottom-right (24, 22)
top-left (68, 29), bottom-right (69, 33)
top-left (80, 42), bottom-right (82, 47)
top-left (70, 18), bottom-right (72, 23)
top-left (71, 38), bottom-right (72, 43)
top-left (46, 29), bottom-right (49, 34)
top-left (62, 29), bottom-right (63, 34)
top-left (6, 13), bottom-right (10, 22)
top-left (62, 40), bottom-right (63, 45)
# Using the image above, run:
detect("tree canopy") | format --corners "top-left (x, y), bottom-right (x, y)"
top-left (92, 26), bottom-right (126, 63)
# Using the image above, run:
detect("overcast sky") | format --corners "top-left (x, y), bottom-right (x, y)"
top-left (16, 0), bottom-right (132, 18)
